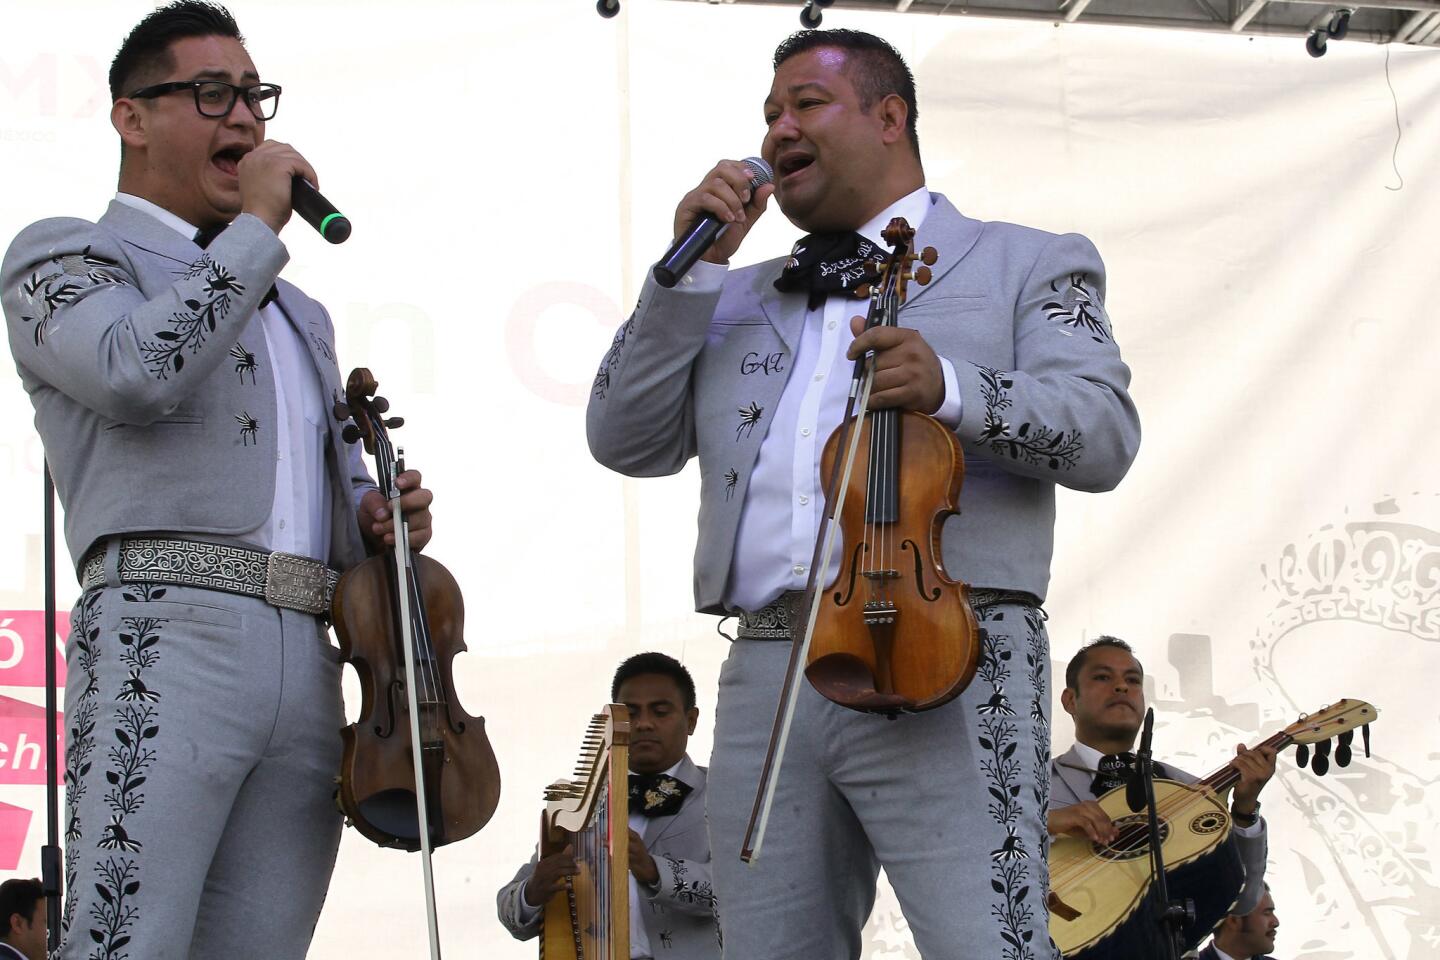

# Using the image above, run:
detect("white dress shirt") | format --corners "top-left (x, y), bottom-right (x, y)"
top-left (115, 193), bottom-right (331, 560)
top-left (1068, 741), bottom-right (1262, 839)
top-left (697, 186), bottom-right (961, 612)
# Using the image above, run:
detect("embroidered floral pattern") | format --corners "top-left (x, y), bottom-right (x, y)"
top-left (87, 856), bottom-right (141, 960)
top-left (735, 402), bottom-right (763, 441)
top-left (63, 591), bottom-right (104, 940)
top-left (975, 365), bottom-right (1083, 471)
top-left (1042, 274), bottom-right (1111, 343)
top-left (235, 412), bottom-right (259, 446)
top-left (723, 468), bottom-right (739, 501)
top-left (141, 254), bottom-right (246, 379)
top-left (593, 311), bottom-right (638, 400)
top-left (229, 342), bottom-right (258, 384)
top-left (17, 247), bottom-right (130, 345)
top-left (663, 853), bottom-right (716, 909)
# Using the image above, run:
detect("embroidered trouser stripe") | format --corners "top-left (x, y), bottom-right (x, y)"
top-left (706, 601), bottom-right (1059, 960)
top-left (61, 583), bottom-right (343, 960)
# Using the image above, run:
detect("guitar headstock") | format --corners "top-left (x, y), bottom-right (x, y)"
top-left (1282, 698), bottom-right (1378, 775)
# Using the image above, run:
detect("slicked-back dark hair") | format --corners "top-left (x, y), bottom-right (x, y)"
top-left (773, 28), bottom-right (920, 157)
top-left (109, 1), bottom-right (245, 101)
top-left (1064, 636), bottom-right (1140, 691)
top-left (612, 652), bottom-right (697, 712)
top-left (0, 877), bottom-right (42, 936)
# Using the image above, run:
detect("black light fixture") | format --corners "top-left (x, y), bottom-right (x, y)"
top-left (597, 0), bottom-right (620, 17)
top-left (801, 0), bottom-right (835, 28)
top-left (1305, 7), bottom-right (1352, 57)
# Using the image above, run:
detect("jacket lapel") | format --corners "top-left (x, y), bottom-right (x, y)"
top-left (1053, 745), bottom-right (1099, 804)
top-left (757, 285), bottom-right (809, 356)
top-left (99, 200), bottom-right (205, 268)
top-left (645, 755), bottom-right (704, 848)
top-left (900, 193), bottom-right (983, 311)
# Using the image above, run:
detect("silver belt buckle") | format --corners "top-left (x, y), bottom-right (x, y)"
top-left (264, 552), bottom-right (329, 615)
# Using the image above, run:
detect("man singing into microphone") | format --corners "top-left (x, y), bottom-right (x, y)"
top-left (588, 28), bottom-right (1140, 959)
top-left (2, 3), bottom-right (434, 955)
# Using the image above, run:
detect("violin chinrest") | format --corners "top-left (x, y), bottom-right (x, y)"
top-left (806, 653), bottom-right (914, 714)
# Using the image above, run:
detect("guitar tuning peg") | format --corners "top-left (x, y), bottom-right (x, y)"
top-left (1336, 730), bottom-right (1354, 767)
top-left (342, 425), bottom-right (361, 444)
top-left (332, 401), bottom-right (351, 422)
top-left (1295, 743), bottom-right (1310, 768)
top-left (1312, 738), bottom-right (1331, 776)
top-left (1362, 722), bottom-right (1371, 757)
top-left (385, 417), bottom-right (405, 429)
top-left (372, 396), bottom-right (390, 414)
top-left (915, 265), bottom-right (932, 285)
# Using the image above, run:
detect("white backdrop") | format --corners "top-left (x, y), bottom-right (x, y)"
top-left (1, 0), bottom-right (1438, 956)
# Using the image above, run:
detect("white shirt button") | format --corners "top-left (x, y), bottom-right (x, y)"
top-left (814, 374), bottom-right (824, 382)
top-left (793, 564), bottom-right (805, 575)
top-left (827, 321), bottom-right (837, 330)
top-left (798, 495), bottom-right (809, 505)
top-left (800, 427), bottom-right (811, 437)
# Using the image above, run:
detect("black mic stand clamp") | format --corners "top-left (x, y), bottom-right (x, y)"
top-left (1132, 707), bottom-right (1191, 960)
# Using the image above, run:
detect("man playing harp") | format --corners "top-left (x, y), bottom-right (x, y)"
top-left (497, 654), bottom-right (719, 960)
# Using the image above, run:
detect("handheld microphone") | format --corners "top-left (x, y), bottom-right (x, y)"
top-left (653, 157), bottom-right (773, 288)
top-left (1127, 707), bottom-right (1155, 813)
top-left (291, 176), bottom-right (351, 244)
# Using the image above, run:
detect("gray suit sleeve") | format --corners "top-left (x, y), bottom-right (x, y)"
top-left (585, 275), bottom-right (723, 477)
top-left (952, 232), bottom-right (1140, 493)
top-left (1229, 819), bottom-right (1268, 915)
top-left (647, 847), bottom-right (716, 918)
top-left (2, 213), bottom-right (286, 425)
top-left (495, 851), bottom-right (544, 941)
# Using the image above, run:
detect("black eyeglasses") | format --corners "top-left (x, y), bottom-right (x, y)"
top-left (127, 80), bottom-right (282, 120)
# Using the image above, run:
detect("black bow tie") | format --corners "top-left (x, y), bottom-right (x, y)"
top-left (773, 231), bottom-right (887, 310)
top-left (628, 772), bottom-right (691, 818)
top-left (194, 224), bottom-right (278, 308)
top-left (1090, 751), bottom-right (1136, 796)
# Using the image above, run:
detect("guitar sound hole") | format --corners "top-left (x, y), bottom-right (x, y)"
top-left (1093, 814), bottom-right (1170, 861)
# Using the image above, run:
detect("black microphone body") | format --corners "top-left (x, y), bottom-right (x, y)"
top-left (291, 176), bottom-right (351, 244)
top-left (1127, 707), bottom-right (1155, 813)
top-left (653, 157), bottom-right (773, 288)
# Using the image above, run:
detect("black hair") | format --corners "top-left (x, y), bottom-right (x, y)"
top-left (773, 28), bottom-right (920, 157)
top-left (1064, 636), bottom-right (1139, 691)
top-left (109, 1), bottom-right (244, 100)
top-left (611, 652), bottom-right (697, 712)
top-left (0, 878), bottom-right (42, 936)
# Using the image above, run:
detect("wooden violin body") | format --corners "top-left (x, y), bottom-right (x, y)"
top-left (806, 408), bottom-right (981, 713)
top-left (331, 551), bottom-right (500, 850)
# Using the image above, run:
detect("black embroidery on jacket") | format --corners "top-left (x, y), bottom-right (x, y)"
top-left (723, 469), bottom-right (738, 501)
top-left (87, 856), bottom-right (141, 960)
top-left (1042, 274), bottom-right (1111, 344)
top-left (975, 365), bottom-right (1082, 471)
top-left (141, 255), bottom-right (246, 378)
top-left (235, 411), bottom-right (259, 445)
top-left (593, 316), bottom-right (636, 400)
top-left (230, 342), bottom-right (258, 384)
top-left (18, 247), bottom-right (130, 345)
top-left (735, 402), bottom-right (763, 441)
top-left (63, 591), bottom-right (104, 940)
top-left (663, 853), bottom-right (716, 909)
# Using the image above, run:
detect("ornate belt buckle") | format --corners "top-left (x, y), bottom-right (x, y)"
top-left (264, 552), bottom-right (329, 615)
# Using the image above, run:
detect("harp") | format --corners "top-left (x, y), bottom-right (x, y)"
top-left (540, 704), bottom-right (631, 960)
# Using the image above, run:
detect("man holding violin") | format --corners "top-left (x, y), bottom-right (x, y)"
top-left (586, 27), bottom-right (1140, 960)
top-left (1, 3), bottom-right (433, 956)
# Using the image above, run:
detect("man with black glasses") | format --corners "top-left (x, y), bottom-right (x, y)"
top-left (1, 3), bottom-right (433, 955)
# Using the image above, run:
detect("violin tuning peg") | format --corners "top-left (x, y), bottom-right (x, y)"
top-left (854, 284), bottom-right (872, 300)
top-left (341, 425), bottom-right (362, 444)
top-left (332, 401), bottom-right (351, 422)
top-left (1295, 743), bottom-right (1310, 768)
top-left (385, 417), bottom-right (405, 430)
top-left (372, 396), bottom-right (390, 414)
top-left (1336, 730), bottom-right (1354, 767)
top-left (915, 265), bottom-right (933, 286)
top-left (921, 246), bottom-right (938, 266)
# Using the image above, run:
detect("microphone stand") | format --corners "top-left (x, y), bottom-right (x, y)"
top-left (43, 463), bottom-right (63, 954)
top-left (1130, 707), bottom-right (1190, 960)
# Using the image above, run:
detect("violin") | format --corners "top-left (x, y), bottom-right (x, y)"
top-left (330, 368), bottom-right (502, 955)
top-left (742, 218), bottom-right (981, 860)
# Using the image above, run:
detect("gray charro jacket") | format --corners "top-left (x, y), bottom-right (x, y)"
top-left (2, 202), bottom-right (373, 572)
top-left (586, 193), bottom-right (1140, 614)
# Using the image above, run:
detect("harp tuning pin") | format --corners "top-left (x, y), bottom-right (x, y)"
top-left (1336, 730), bottom-right (1354, 767)
top-left (1295, 743), bottom-right (1310, 768)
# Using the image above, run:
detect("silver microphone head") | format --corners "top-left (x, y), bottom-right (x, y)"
top-left (742, 156), bottom-right (774, 188)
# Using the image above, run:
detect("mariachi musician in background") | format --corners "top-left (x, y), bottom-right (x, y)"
top-left (586, 26), bottom-right (1140, 960)
top-left (496, 653), bottom-right (719, 959)
top-left (0, 3), bottom-right (434, 956)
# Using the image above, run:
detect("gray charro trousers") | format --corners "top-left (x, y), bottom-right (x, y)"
top-left (707, 602), bottom-right (1062, 960)
top-left (61, 563), bottom-right (344, 958)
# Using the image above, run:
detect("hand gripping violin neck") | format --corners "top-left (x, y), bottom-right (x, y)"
top-left (741, 218), bottom-right (982, 863)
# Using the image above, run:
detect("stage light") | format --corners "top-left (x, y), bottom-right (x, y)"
top-left (1305, 7), bottom-right (1352, 56)
top-left (597, 0), bottom-right (620, 17)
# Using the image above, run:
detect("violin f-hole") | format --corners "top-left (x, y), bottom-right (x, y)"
top-left (833, 541), bottom-right (868, 606)
top-left (901, 540), bottom-right (941, 602)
